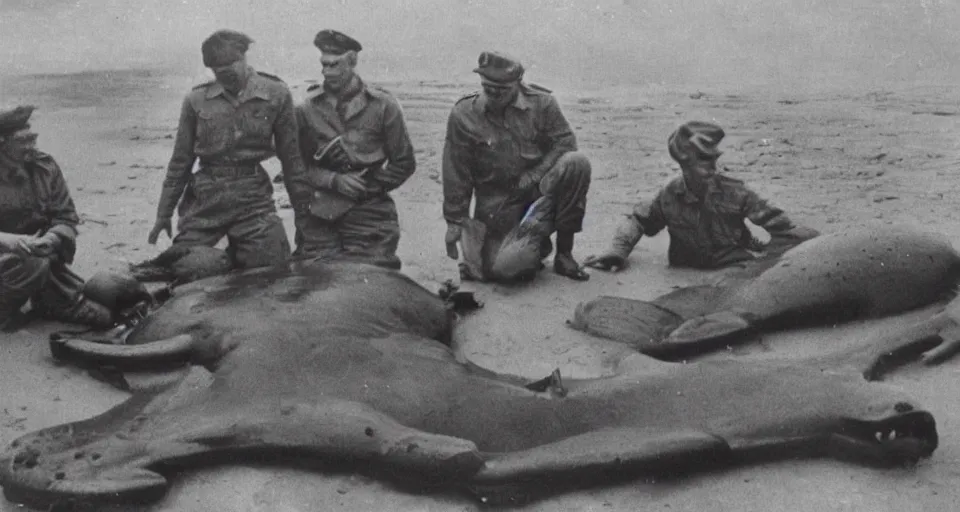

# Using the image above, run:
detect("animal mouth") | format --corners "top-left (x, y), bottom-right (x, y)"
top-left (832, 411), bottom-right (938, 466)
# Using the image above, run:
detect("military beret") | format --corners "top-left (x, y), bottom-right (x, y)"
top-left (0, 105), bottom-right (35, 137)
top-left (473, 51), bottom-right (524, 83)
top-left (668, 121), bottom-right (725, 162)
top-left (313, 29), bottom-right (362, 55)
top-left (201, 29), bottom-right (253, 68)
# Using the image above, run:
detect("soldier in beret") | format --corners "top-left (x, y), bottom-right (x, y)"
top-left (0, 106), bottom-right (114, 329)
top-left (585, 121), bottom-right (819, 272)
top-left (442, 51), bottom-right (593, 282)
top-left (148, 29), bottom-right (312, 269)
top-left (293, 29), bottom-right (416, 269)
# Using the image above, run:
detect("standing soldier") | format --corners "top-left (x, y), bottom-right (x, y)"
top-left (442, 51), bottom-right (592, 282)
top-left (147, 29), bottom-right (312, 269)
top-left (294, 29), bottom-right (416, 270)
top-left (0, 106), bottom-right (114, 329)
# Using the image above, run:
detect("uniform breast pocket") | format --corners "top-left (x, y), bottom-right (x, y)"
top-left (239, 105), bottom-right (275, 139)
top-left (346, 122), bottom-right (383, 157)
top-left (197, 110), bottom-right (235, 151)
top-left (663, 203), bottom-right (699, 232)
top-left (475, 136), bottom-right (520, 172)
top-left (713, 201), bottom-right (745, 225)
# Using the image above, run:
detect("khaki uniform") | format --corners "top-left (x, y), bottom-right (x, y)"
top-left (442, 83), bottom-right (591, 278)
top-left (606, 174), bottom-right (815, 269)
top-left (293, 76), bottom-right (416, 269)
top-left (0, 152), bottom-right (89, 322)
top-left (157, 68), bottom-right (311, 269)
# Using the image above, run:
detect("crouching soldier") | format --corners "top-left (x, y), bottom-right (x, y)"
top-left (0, 106), bottom-right (114, 329)
top-left (442, 51), bottom-right (592, 282)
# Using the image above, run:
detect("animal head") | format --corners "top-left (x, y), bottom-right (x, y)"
top-left (719, 363), bottom-right (938, 466)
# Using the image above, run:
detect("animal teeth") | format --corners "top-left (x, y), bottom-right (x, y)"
top-left (890, 429), bottom-right (897, 439)
top-left (875, 431), bottom-right (883, 441)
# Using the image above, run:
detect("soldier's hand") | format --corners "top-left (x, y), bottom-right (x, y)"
top-left (148, 218), bottom-right (172, 245)
top-left (515, 171), bottom-right (541, 193)
top-left (18, 232), bottom-right (59, 257)
top-left (333, 172), bottom-right (368, 200)
top-left (0, 232), bottom-right (35, 255)
top-left (583, 253), bottom-right (627, 272)
top-left (444, 224), bottom-right (462, 260)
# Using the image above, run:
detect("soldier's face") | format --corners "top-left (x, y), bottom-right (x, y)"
top-left (481, 79), bottom-right (520, 110)
top-left (211, 58), bottom-right (247, 94)
top-left (682, 152), bottom-right (719, 184)
top-left (1, 128), bottom-right (38, 161)
top-left (321, 52), bottom-right (356, 92)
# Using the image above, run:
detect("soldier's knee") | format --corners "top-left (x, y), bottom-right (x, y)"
top-left (0, 253), bottom-right (49, 277)
top-left (553, 152), bottom-right (591, 186)
top-left (0, 254), bottom-right (50, 296)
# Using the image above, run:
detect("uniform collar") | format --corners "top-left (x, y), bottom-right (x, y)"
top-left (205, 67), bottom-right (272, 101)
top-left (0, 151), bottom-right (28, 181)
top-left (312, 75), bottom-right (371, 121)
top-left (674, 175), bottom-right (722, 203)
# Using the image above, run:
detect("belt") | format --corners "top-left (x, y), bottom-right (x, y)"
top-left (198, 163), bottom-right (260, 179)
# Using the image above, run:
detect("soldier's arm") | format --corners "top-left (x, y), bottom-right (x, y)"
top-left (42, 158), bottom-right (80, 244)
top-left (526, 95), bottom-right (577, 180)
top-left (366, 97), bottom-right (416, 193)
top-left (441, 111), bottom-right (474, 226)
top-left (607, 195), bottom-right (667, 260)
top-left (273, 89), bottom-right (312, 207)
top-left (742, 187), bottom-right (819, 241)
top-left (156, 96), bottom-right (197, 221)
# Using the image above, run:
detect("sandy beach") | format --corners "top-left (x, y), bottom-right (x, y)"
top-left (2, 1), bottom-right (960, 510)
top-left (0, 68), bottom-right (957, 511)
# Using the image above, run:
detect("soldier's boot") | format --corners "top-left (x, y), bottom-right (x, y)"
top-left (553, 232), bottom-right (589, 282)
top-left (539, 237), bottom-right (553, 260)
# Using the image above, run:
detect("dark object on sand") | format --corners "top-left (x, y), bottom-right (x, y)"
top-left (82, 270), bottom-right (151, 312)
top-left (0, 257), bottom-right (949, 510)
top-left (127, 245), bottom-right (233, 285)
top-left (570, 225), bottom-right (960, 360)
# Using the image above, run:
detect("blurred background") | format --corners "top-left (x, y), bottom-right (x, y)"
top-left (1, 0), bottom-right (958, 93)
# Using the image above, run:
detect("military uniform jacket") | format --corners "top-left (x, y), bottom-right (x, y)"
top-left (611, 174), bottom-right (804, 269)
top-left (157, 68), bottom-right (310, 220)
top-left (441, 82), bottom-right (577, 228)
top-left (294, 76), bottom-right (416, 197)
top-left (0, 152), bottom-right (80, 263)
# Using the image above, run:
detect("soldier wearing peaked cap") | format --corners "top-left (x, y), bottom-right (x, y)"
top-left (148, 29), bottom-right (312, 270)
top-left (584, 121), bottom-right (820, 272)
top-left (442, 51), bottom-right (593, 283)
top-left (0, 106), bottom-right (116, 329)
top-left (293, 29), bottom-right (416, 270)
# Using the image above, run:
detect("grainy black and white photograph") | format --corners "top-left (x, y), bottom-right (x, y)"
top-left (1, 1), bottom-right (959, 510)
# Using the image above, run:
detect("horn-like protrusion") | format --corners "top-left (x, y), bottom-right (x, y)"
top-left (49, 334), bottom-right (197, 371)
